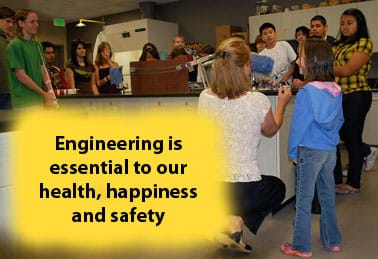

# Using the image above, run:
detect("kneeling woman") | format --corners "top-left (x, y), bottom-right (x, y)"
top-left (198, 37), bottom-right (291, 252)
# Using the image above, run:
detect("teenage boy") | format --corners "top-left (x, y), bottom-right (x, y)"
top-left (42, 41), bottom-right (67, 90)
top-left (7, 9), bottom-right (55, 109)
top-left (0, 6), bottom-right (15, 109)
top-left (168, 35), bottom-right (186, 59)
top-left (310, 15), bottom-right (336, 45)
top-left (259, 22), bottom-right (297, 83)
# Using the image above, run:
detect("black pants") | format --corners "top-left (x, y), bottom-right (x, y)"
top-left (334, 91), bottom-right (372, 189)
top-left (0, 93), bottom-right (12, 110)
top-left (227, 175), bottom-right (285, 234)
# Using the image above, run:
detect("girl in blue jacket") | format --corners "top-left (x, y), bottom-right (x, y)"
top-left (281, 38), bottom-right (344, 258)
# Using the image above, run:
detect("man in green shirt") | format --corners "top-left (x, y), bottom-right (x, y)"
top-left (0, 6), bottom-right (15, 109)
top-left (7, 9), bottom-right (55, 109)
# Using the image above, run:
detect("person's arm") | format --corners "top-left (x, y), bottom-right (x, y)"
top-left (334, 51), bottom-right (370, 77)
top-left (91, 72), bottom-right (99, 96)
top-left (65, 67), bottom-right (75, 89)
top-left (262, 87), bottom-right (292, 137)
top-left (292, 78), bottom-right (305, 89)
top-left (281, 61), bottom-right (295, 83)
top-left (15, 68), bottom-right (55, 104)
top-left (288, 88), bottom-right (312, 161)
top-left (94, 65), bottom-right (111, 88)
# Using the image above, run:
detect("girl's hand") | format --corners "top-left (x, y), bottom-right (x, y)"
top-left (292, 79), bottom-right (304, 89)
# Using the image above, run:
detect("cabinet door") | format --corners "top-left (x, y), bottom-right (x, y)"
top-left (249, 13), bottom-right (286, 41)
top-left (282, 8), bottom-right (318, 40)
top-left (316, 3), bottom-right (357, 38)
top-left (277, 99), bottom-right (296, 201)
top-left (144, 97), bottom-right (198, 113)
top-left (357, 0), bottom-right (378, 48)
top-left (0, 132), bottom-right (13, 187)
top-left (363, 93), bottom-right (378, 145)
top-left (257, 96), bottom-right (278, 178)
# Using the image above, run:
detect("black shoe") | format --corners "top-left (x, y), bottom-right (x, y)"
top-left (227, 231), bottom-right (252, 253)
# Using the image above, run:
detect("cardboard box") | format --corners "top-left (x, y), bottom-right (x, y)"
top-left (216, 25), bottom-right (242, 47)
top-left (130, 56), bottom-right (189, 95)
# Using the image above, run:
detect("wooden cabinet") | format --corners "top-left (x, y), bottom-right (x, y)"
top-left (216, 25), bottom-right (242, 47)
top-left (363, 92), bottom-right (378, 145)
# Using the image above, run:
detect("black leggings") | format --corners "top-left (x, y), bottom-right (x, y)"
top-left (334, 91), bottom-right (372, 188)
top-left (227, 175), bottom-right (285, 234)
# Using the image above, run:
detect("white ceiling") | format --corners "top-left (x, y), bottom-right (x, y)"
top-left (0, 0), bottom-right (179, 23)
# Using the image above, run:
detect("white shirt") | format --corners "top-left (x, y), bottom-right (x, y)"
top-left (260, 41), bottom-right (297, 82)
top-left (198, 90), bottom-right (271, 182)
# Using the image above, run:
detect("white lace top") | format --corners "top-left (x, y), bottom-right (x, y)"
top-left (198, 89), bottom-right (271, 182)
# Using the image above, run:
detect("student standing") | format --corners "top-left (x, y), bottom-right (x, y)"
top-left (292, 26), bottom-right (309, 89)
top-left (310, 15), bottom-right (336, 45)
top-left (66, 39), bottom-right (97, 95)
top-left (282, 38), bottom-right (343, 258)
top-left (259, 23), bottom-right (297, 84)
top-left (94, 41), bottom-right (121, 94)
top-left (42, 41), bottom-right (67, 91)
top-left (333, 8), bottom-right (377, 194)
top-left (0, 6), bottom-right (15, 109)
top-left (7, 9), bottom-right (55, 109)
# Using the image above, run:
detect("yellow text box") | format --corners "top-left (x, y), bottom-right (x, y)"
top-left (11, 110), bottom-right (228, 250)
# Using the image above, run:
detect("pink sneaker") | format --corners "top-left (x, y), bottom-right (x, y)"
top-left (329, 245), bottom-right (342, 252)
top-left (281, 243), bottom-right (312, 258)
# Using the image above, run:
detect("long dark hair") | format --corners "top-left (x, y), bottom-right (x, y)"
top-left (301, 38), bottom-right (334, 82)
top-left (70, 39), bottom-right (90, 67)
top-left (335, 8), bottom-right (370, 46)
top-left (139, 43), bottom-right (160, 61)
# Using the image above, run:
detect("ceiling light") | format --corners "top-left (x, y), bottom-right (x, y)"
top-left (76, 19), bottom-right (105, 27)
top-left (76, 21), bottom-right (86, 27)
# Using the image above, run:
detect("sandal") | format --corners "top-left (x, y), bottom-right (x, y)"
top-left (328, 245), bottom-right (342, 252)
top-left (336, 185), bottom-right (360, 195)
top-left (216, 231), bottom-right (252, 253)
top-left (281, 243), bottom-right (312, 258)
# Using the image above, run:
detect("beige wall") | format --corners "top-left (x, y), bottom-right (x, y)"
top-left (37, 20), bottom-right (67, 65)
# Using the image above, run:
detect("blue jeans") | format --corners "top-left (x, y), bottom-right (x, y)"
top-left (293, 146), bottom-right (341, 252)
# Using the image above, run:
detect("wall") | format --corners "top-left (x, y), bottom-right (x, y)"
top-left (38, 20), bottom-right (67, 67)
top-left (66, 0), bottom-right (326, 50)
top-left (66, 0), bottom-right (372, 54)
top-left (66, 9), bottom-right (141, 63)
top-left (155, 0), bottom-right (253, 46)
top-left (155, 0), bottom-right (328, 46)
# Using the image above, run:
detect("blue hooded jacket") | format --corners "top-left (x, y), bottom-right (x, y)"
top-left (288, 81), bottom-right (344, 160)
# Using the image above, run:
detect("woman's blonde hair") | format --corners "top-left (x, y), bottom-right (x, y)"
top-left (95, 41), bottom-right (113, 66)
top-left (15, 9), bottom-right (36, 39)
top-left (210, 37), bottom-right (251, 99)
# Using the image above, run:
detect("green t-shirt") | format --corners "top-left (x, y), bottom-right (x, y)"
top-left (7, 38), bottom-right (44, 108)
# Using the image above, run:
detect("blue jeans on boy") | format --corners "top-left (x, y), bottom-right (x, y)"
top-left (293, 146), bottom-right (341, 252)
